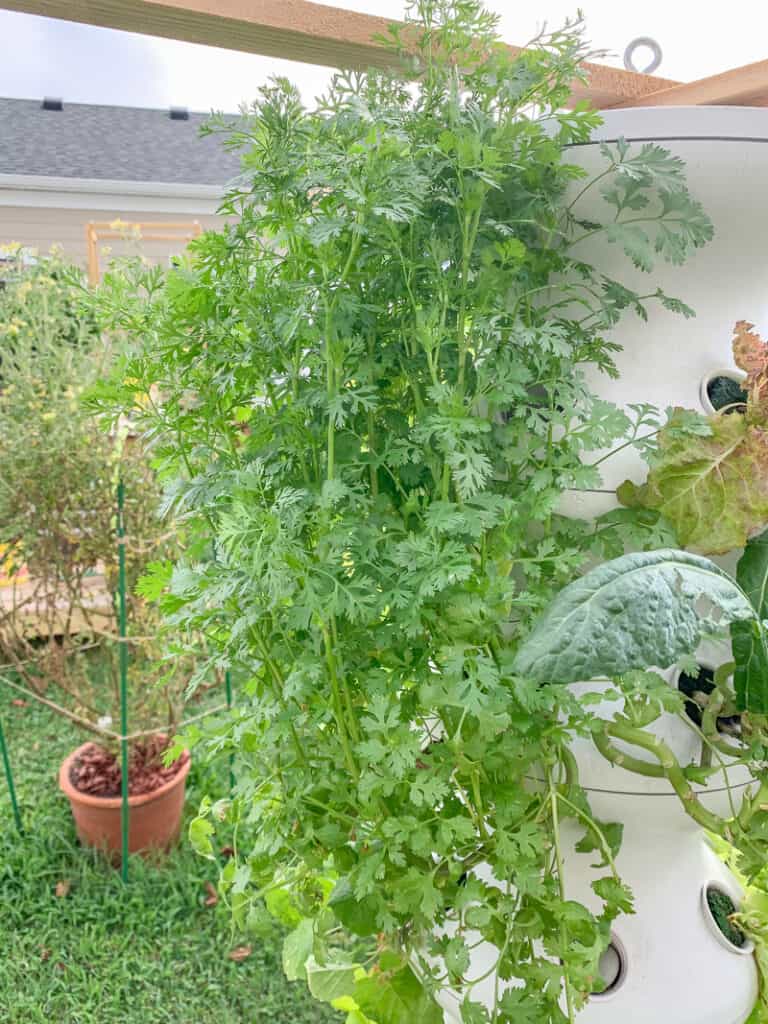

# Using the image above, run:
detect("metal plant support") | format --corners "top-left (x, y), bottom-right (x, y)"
top-left (0, 712), bottom-right (22, 834)
top-left (225, 669), bottom-right (235, 795)
top-left (0, 481), bottom-right (234, 879)
top-left (117, 479), bottom-right (130, 880)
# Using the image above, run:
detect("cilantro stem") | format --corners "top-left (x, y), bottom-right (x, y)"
top-left (322, 625), bottom-right (359, 782)
top-left (469, 768), bottom-right (489, 841)
top-left (555, 790), bottom-right (620, 881)
top-left (249, 625), bottom-right (309, 768)
top-left (325, 326), bottom-right (336, 480)
top-left (587, 428), bottom-right (660, 469)
top-left (698, 689), bottom-right (743, 760)
top-left (367, 404), bottom-right (379, 499)
top-left (456, 206), bottom-right (482, 397)
top-left (491, 883), bottom-right (513, 1022)
top-left (565, 163), bottom-right (616, 213)
top-left (440, 462), bottom-right (451, 501)
top-left (607, 719), bottom-right (726, 833)
top-left (737, 777), bottom-right (768, 830)
top-left (331, 615), bottom-right (360, 743)
top-left (301, 795), bottom-right (361, 827)
top-left (592, 727), bottom-right (665, 779)
top-left (675, 710), bottom-right (741, 819)
top-left (570, 215), bottom-right (696, 249)
top-left (547, 765), bottom-right (576, 1024)
top-left (324, 221), bottom-right (363, 482)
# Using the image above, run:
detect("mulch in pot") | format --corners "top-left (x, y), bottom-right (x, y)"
top-left (68, 735), bottom-right (189, 798)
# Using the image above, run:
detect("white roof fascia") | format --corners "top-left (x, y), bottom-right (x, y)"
top-left (0, 174), bottom-right (225, 214)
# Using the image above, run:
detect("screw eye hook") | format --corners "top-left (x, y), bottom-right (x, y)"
top-left (624, 37), bottom-right (663, 75)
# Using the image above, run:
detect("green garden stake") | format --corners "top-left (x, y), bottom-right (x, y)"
top-left (225, 670), bottom-right (235, 794)
top-left (117, 480), bottom-right (130, 881)
top-left (0, 713), bottom-right (23, 834)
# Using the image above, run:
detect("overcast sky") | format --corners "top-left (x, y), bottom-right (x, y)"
top-left (0, 1), bottom-right (766, 113)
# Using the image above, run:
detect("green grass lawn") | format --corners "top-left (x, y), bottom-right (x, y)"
top-left (0, 689), bottom-right (338, 1024)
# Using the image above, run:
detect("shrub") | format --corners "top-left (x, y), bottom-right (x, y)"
top-left (0, 247), bottom-right (187, 743)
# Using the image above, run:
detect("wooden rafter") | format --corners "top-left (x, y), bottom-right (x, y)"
top-left (611, 57), bottom-right (768, 108)
top-left (0, 0), bottom-right (680, 108)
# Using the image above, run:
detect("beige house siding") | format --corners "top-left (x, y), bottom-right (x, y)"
top-left (0, 204), bottom-right (227, 269)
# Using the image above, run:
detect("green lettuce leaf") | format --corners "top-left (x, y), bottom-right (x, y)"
top-left (619, 411), bottom-right (768, 554)
top-left (513, 549), bottom-right (755, 684)
top-left (306, 959), bottom-right (360, 1004)
top-left (733, 528), bottom-right (768, 712)
top-left (282, 918), bottom-right (315, 981)
top-left (354, 965), bottom-right (443, 1024)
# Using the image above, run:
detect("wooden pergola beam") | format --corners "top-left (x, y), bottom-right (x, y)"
top-left (611, 57), bottom-right (768, 108)
top-left (0, 0), bottom-right (680, 108)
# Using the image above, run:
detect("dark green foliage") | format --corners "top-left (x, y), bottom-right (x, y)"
top-left (707, 375), bottom-right (748, 414)
top-left (513, 549), bottom-right (754, 684)
top-left (88, 2), bottom-right (712, 1020)
top-left (706, 887), bottom-right (746, 948)
top-left (733, 529), bottom-right (768, 713)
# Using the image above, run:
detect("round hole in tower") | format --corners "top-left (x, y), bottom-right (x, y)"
top-left (589, 934), bottom-right (627, 999)
top-left (500, 383), bottom-right (565, 423)
top-left (701, 883), bottom-right (753, 954)
top-left (700, 368), bottom-right (747, 415)
top-left (676, 664), bottom-right (742, 739)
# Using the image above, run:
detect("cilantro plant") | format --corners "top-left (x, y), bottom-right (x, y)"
top-left (90, 2), bottom-right (716, 1020)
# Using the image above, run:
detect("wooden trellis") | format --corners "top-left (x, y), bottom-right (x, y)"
top-left (85, 219), bottom-right (202, 285)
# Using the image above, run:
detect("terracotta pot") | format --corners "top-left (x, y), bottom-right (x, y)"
top-left (59, 741), bottom-right (191, 859)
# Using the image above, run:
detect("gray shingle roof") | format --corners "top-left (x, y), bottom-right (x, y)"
top-left (0, 97), bottom-right (243, 185)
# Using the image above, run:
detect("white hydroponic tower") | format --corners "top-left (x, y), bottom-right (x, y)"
top-left (559, 105), bottom-right (765, 1024)
top-left (441, 107), bottom-right (767, 1024)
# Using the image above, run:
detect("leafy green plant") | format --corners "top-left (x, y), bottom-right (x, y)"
top-left (0, 248), bottom-right (190, 751)
top-left (617, 321), bottom-right (768, 715)
top-left (732, 528), bottom-right (768, 715)
top-left (89, 2), bottom-right (718, 1020)
top-left (706, 887), bottom-right (747, 948)
top-left (513, 548), bottom-right (768, 847)
top-left (619, 321), bottom-right (768, 554)
top-left (513, 548), bottom-right (755, 684)
top-left (713, 837), bottom-right (768, 1022)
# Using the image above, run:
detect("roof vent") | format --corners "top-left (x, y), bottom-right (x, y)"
top-left (41, 97), bottom-right (63, 111)
top-left (169, 106), bottom-right (189, 121)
